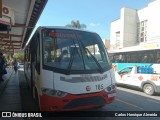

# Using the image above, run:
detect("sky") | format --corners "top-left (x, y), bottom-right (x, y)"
top-left (36, 0), bottom-right (153, 40)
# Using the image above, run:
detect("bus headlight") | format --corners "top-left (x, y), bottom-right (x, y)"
top-left (42, 88), bottom-right (67, 98)
top-left (107, 86), bottom-right (112, 91)
top-left (111, 84), bottom-right (116, 89)
top-left (105, 84), bottom-right (116, 92)
top-left (57, 91), bottom-right (66, 97)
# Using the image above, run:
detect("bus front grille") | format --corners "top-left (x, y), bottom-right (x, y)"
top-left (60, 74), bottom-right (107, 83)
top-left (63, 96), bottom-right (106, 109)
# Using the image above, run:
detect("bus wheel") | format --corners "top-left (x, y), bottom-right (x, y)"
top-left (143, 84), bottom-right (155, 95)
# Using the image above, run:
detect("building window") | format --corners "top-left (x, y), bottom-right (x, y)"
top-left (141, 37), bottom-right (144, 42)
top-left (141, 27), bottom-right (144, 31)
top-left (137, 20), bottom-right (147, 43)
top-left (141, 21), bottom-right (144, 26)
top-left (115, 31), bottom-right (120, 48)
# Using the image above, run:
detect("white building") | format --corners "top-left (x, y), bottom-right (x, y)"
top-left (110, 0), bottom-right (160, 51)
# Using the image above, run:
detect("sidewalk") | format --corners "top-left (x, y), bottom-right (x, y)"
top-left (0, 68), bottom-right (22, 111)
top-left (0, 68), bottom-right (13, 95)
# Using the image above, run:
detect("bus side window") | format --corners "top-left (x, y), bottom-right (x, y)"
top-left (112, 56), bottom-right (116, 62)
top-left (142, 56), bottom-right (148, 63)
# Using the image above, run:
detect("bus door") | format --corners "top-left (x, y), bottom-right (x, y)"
top-left (118, 67), bottom-right (142, 86)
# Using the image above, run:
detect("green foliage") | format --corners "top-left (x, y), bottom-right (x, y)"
top-left (13, 53), bottom-right (24, 62)
top-left (66, 20), bottom-right (86, 30)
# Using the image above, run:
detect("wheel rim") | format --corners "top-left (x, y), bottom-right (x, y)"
top-left (145, 86), bottom-right (153, 94)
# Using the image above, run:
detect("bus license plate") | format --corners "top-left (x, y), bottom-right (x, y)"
top-left (108, 93), bottom-right (116, 98)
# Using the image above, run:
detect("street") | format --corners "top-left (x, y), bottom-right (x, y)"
top-left (103, 86), bottom-right (160, 111)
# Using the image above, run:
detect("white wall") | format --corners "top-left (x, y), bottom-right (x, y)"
top-left (110, 19), bottom-right (121, 50)
top-left (137, 7), bottom-right (148, 21)
top-left (147, 0), bottom-right (160, 41)
top-left (110, 0), bottom-right (160, 50)
top-left (110, 8), bottom-right (137, 49)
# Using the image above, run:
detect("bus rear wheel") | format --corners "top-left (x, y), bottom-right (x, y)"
top-left (143, 84), bottom-right (155, 95)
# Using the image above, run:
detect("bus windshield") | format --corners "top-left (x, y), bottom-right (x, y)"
top-left (42, 28), bottom-right (111, 74)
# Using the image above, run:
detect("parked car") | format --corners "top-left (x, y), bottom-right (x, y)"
top-left (18, 62), bottom-right (24, 68)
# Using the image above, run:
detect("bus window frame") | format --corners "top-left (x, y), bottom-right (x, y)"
top-left (110, 49), bottom-right (159, 64)
top-left (41, 28), bottom-right (112, 75)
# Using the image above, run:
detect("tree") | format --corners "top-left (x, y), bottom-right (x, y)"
top-left (13, 53), bottom-right (24, 62)
top-left (66, 20), bottom-right (86, 30)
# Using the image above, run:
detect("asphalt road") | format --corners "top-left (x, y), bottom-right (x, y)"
top-left (103, 86), bottom-right (160, 111)
top-left (18, 70), bottom-right (160, 120)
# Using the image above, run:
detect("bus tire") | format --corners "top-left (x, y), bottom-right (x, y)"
top-left (143, 84), bottom-right (155, 95)
top-left (35, 89), bottom-right (40, 111)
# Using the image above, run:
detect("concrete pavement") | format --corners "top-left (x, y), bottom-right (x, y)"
top-left (0, 68), bottom-right (22, 111)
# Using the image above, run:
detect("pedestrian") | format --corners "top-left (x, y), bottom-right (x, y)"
top-left (13, 59), bottom-right (18, 73)
top-left (0, 52), bottom-right (5, 81)
top-left (8, 59), bottom-right (12, 68)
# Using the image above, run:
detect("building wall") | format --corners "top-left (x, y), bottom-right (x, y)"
top-left (137, 7), bottom-right (148, 21)
top-left (121, 8), bottom-right (137, 47)
top-left (110, 19), bottom-right (121, 50)
top-left (110, 0), bottom-right (160, 50)
top-left (147, 0), bottom-right (160, 41)
top-left (104, 40), bottom-right (110, 50)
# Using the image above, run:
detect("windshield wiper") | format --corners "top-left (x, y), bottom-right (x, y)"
top-left (76, 37), bottom-right (103, 73)
top-left (67, 39), bottom-right (81, 75)
top-left (67, 48), bottom-right (75, 75)
top-left (85, 48), bottom-right (103, 73)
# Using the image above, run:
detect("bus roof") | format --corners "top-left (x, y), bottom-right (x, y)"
top-left (24, 26), bottom-right (100, 49)
top-left (108, 45), bottom-right (160, 54)
top-left (37, 26), bottom-right (97, 34)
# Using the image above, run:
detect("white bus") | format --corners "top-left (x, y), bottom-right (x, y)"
top-left (24, 26), bottom-right (116, 111)
top-left (108, 47), bottom-right (160, 71)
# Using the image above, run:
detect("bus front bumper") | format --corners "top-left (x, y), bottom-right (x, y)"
top-left (40, 90), bottom-right (116, 111)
